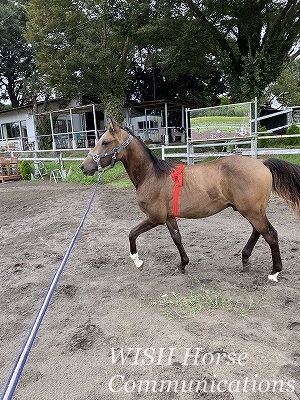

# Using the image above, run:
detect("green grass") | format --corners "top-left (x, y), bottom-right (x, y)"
top-left (67, 161), bottom-right (127, 185)
top-left (267, 154), bottom-right (300, 165)
top-left (31, 160), bottom-right (127, 185)
top-left (140, 284), bottom-right (265, 320)
top-left (191, 116), bottom-right (249, 127)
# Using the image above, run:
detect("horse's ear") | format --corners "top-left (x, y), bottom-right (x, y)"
top-left (108, 117), bottom-right (120, 134)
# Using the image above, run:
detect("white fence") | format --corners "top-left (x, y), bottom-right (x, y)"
top-left (160, 135), bottom-right (300, 165)
top-left (160, 100), bottom-right (300, 164)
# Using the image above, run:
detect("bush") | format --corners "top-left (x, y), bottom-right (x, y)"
top-left (285, 124), bottom-right (300, 146)
top-left (19, 160), bottom-right (34, 180)
top-left (258, 126), bottom-right (270, 148)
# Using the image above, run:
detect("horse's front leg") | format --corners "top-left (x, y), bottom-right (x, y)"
top-left (242, 226), bottom-right (261, 269)
top-left (129, 217), bottom-right (159, 271)
top-left (166, 217), bottom-right (189, 273)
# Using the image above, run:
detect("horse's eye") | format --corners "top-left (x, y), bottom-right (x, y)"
top-left (102, 140), bottom-right (110, 146)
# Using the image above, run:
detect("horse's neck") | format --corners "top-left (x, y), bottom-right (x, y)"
top-left (121, 139), bottom-right (153, 186)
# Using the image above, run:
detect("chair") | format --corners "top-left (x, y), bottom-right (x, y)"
top-left (50, 169), bottom-right (63, 183)
top-left (27, 141), bottom-right (35, 151)
top-left (34, 161), bottom-right (48, 179)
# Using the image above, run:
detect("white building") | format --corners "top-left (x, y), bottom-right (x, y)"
top-left (0, 99), bottom-right (188, 151)
top-left (0, 100), bottom-right (105, 151)
top-left (0, 104), bottom-right (36, 151)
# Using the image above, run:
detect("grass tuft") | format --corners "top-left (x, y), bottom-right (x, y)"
top-left (140, 285), bottom-right (265, 320)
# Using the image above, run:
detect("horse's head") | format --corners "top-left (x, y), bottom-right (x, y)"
top-left (81, 117), bottom-right (132, 175)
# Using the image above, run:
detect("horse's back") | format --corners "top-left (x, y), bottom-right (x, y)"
top-left (187, 155), bottom-right (269, 181)
top-left (191, 155), bottom-right (271, 185)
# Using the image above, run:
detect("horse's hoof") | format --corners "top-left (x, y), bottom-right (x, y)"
top-left (268, 272), bottom-right (279, 282)
top-left (137, 262), bottom-right (144, 271)
top-left (177, 267), bottom-right (186, 274)
top-left (170, 268), bottom-right (183, 276)
top-left (242, 260), bottom-right (250, 272)
top-left (242, 264), bottom-right (250, 272)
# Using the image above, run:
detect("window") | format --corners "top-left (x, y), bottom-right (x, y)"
top-left (1, 122), bottom-right (20, 139)
top-left (10, 122), bottom-right (20, 138)
top-left (54, 119), bottom-right (71, 133)
top-left (20, 120), bottom-right (27, 138)
top-left (1, 121), bottom-right (27, 140)
top-left (138, 121), bottom-right (146, 129)
top-left (149, 120), bottom-right (158, 128)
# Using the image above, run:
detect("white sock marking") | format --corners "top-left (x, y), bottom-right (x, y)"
top-left (268, 272), bottom-right (279, 282)
top-left (130, 253), bottom-right (144, 270)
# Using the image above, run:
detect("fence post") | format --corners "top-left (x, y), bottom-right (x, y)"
top-left (187, 141), bottom-right (194, 165)
top-left (251, 136), bottom-right (258, 158)
top-left (161, 144), bottom-right (165, 160)
top-left (252, 97), bottom-right (258, 158)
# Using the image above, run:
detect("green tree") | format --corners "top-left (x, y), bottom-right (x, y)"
top-left (23, 0), bottom-right (300, 115)
top-left (126, 55), bottom-right (225, 107)
top-left (265, 58), bottom-right (300, 107)
top-left (165, 0), bottom-right (300, 103)
top-left (0, 0), bottom-right (36, 107)
top-left (26, 0), bottom-right (151, 122)
top-left (128, 16), bottom-right (226, 106)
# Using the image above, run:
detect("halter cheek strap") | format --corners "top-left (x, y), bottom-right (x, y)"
top-left (89, 134), bottom-right (133, 173)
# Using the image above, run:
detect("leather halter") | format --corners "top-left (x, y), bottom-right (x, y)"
top-left (89, 134), bottom-right (133, 173)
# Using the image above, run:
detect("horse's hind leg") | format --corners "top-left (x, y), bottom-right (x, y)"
top-left (242, 226), bottom-right (261, 269)
top-left (244, 215), bottom-right (282, 282)
top-left (166, 217), bottom-right (189, 273)
top-left (263, 220), bottom-right (282, 282)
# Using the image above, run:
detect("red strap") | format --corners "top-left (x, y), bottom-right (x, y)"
top-left (171, 165), bottom-right (186, 217)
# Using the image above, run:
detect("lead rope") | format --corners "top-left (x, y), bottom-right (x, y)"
top-left (0, 171), bottom-right (103, 400)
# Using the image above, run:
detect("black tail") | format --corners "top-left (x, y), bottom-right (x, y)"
top-left (263, 158), bottom-right (300, 218)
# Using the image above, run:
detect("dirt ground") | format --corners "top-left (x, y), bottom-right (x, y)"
top-left (0, 179), bottom-right (299, 400)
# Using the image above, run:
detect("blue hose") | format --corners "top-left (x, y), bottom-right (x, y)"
top-left (1, 177), bottom-right (101, 400)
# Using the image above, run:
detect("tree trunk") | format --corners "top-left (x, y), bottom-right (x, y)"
top-left (102, 94), bottom-right (125, 125)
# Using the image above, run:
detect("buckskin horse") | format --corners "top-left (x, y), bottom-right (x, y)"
top-left (81, 117), bottom-right (300, 282)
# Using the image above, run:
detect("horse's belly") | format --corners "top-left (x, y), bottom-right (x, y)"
top-left (178, 192), bottom-right (229, 219)
top-left (181, 205), bottom-right (229, 219)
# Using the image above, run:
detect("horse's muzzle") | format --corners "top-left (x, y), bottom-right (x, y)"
top-left (80, 163), bottom-right (97, 176)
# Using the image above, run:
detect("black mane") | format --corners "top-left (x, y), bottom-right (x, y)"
top-left (123, 126), bottom-right (175, 177)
